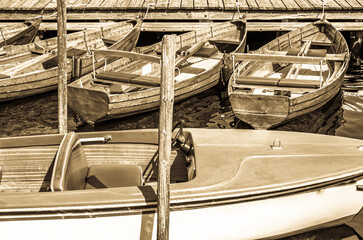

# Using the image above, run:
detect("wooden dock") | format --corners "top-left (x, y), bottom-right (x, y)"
top-left (0, 0), bottom-right (363, 32)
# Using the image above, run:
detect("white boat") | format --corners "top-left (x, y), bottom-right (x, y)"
top-left (0, 128), bottom-right (362, 239)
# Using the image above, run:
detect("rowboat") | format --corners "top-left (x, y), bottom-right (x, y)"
top-left (0, 17), bottom-right (42, 48)
top-left (67, 19), bottom-right (247, 124)
top-left (0, 127), bottom-right (362, 239)
top-left (0, 19), bottom-right (141, 102)
top-left (228, 18), bottom-right (350, 129)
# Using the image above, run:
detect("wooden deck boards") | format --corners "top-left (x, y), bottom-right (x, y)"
top-left (0, 0), bottom-right (362, 11)
top-left (0, 0), bottom-right (361, 26)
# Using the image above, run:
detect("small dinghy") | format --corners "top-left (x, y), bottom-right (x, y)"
top-left (0, 127), bottom-right (362, 239)
top-left (228, 18), bottom-right (349, 129)
top-left (0, 17), bottom-right (42, 48)
top-left (67, 19), bottom-right (247, 124)
top-left (0, 19), bottom-right (141, 102)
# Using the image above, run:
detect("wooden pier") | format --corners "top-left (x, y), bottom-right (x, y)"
top-left (1, 0), bottom-right (363, 32)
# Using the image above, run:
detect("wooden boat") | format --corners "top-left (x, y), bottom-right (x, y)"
top-left (228, 18), bottom-right (350, 129)
top-left (0, 19), bottom-right (141, 102)
top-left (67, 19), bottom-right (247, 124)
top-left (0, 17), bottom-right (42, 48)
top-left (0, 127), bottom-right (362, 239)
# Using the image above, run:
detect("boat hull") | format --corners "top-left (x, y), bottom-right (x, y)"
top-left (0, 20), bottom-right (141, 102)
top-left (68, 20), bottom-right (247, 123)
top-left (0, 129), bottom-right (363, 239)
top-left (229, 20), bottom-right (349, 129)
top-left (0, 179), bottom-right (362, 240)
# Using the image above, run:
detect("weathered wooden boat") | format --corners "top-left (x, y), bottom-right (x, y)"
top-left (0, 127), bottom-right (362, 239)
top-left (0, 17), bottom-right (42, 48)
top-left (228, 18), bottom-right (349, 129)
top-left (68, 19), bottom-right (247, 123)
top-left (0, 19), bottom-right (141, 102)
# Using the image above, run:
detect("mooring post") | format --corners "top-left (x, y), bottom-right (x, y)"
top-left (157, 34), bottom-right (176, 240)
top-left (57, 0), bottom-right (67, 134)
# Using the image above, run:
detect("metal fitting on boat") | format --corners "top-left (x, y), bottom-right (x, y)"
top-left (270, 139), bottom-right (282, 149)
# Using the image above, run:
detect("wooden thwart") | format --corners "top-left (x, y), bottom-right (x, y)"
top-left (236, 76), bottom-right (321, 88)
top-left (233, 52), bottom-right (346, 64)
top-left (95, 71), bottom-right (160, 88)
top-left (93, 49), bottom-right (161, 63)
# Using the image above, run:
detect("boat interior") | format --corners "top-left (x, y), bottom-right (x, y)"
top-left (0, 21), bottom-right (136, 77)
top-left (79, 20), bottom-right (246, 95)
top-left (0, 125), bottom-right (195, 194)
top-left (232, 21), bottom-right (348, 98)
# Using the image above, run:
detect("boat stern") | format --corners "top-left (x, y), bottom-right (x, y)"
top-left (229, 93), bottom-right (290, 129)
top-left (68, 81), bottom-right (110, 124)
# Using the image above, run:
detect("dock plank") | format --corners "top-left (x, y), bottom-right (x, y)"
top-left (347, 0), bottom-right (363, 8)
top-left (269, 0), bottom-right (286, 10)
top-left (99, 0), bottom-right (118, 9)
top-left (255, 0), bottom-right (274, 10)
top-left (246, 0), bottom-right (259, 10)
top-left (168, 0), bottom-right (182, 9)
top-left (13, 0), bottom-right (32, 10)
top-left (334, 0), bottom-right (353, 9)
top-left (194, 0), bottom-right (209, 9)
top-left (86, 0), bottom-right (106, 10)
top-left (295, 0), bottom-right (314, 10)
top-left (0, 0), bottom-right (10, 10)
top-left (280, 0), bottom-right (300, 10)
top-left (306, 0), bottom-right (323, 9)
top-left (33, 0), bottom-right (52, 10)
top-left (44, 0), bottom-right (58, 10)
top-left (208, 0), bottom-right (224, 9)
top-left (8, 0), bottom-right (27, 10)
top-left (324, 0), bottom-right (342, 10)
top-left (354, 0), bottom-right (363, 6)
top-left (113, 0), bottom-right (132, 9)
top-left (69, 0), bottom-right (92, 10)
top-left (181, 0), bottom-right (194, 9)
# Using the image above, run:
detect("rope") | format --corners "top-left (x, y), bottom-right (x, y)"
top-left (83, 29), bottom-right (90, 55)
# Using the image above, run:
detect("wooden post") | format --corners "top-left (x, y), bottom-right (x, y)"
top-left (57, 0), bottom-right (67, 134)
top-left (157, 34), bottom-right (176, 240)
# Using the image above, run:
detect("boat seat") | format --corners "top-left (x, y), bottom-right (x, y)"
top-left (287, 48), bottom-right (327, 57)
top-left (85, 164), bottom-right (143, 189)
top-left (176, 46), bottom-right (217, 58)
top-left (51, 132), bottom-right (143, 191)
top-left (236, 76), bottom-right (320, 88)
top-left (179, 66), bottom-right (205, 74)
top-left (95, 71), bottom-right (160, 88)
top-left (278, 79), bottom-right (320, 88)
top-left (236, 76), bottom-right (279, 86)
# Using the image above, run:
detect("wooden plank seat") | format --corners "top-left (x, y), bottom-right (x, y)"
top-left (95, 71), bottom-right (160, 88)
top-left (303, 39), bottom-right (334, 47)
top-left (233, 52), bottom-right (346, 64)
top-left (209, 39), bottom-right (240, 46)
top-left (42, 48), bottom-right (87, 69)
top-left (287, 48), bottom-right (327, 57)
top-left (51, 132), bottom-right (143, 191)
top-left (176, 45), bottom-right (217, 58)
top-left (236, 76), bottom-right (321, 89)
top-left (179, 66), bottom-right (205, 74)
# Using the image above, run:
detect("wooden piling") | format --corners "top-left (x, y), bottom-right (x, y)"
top-left (157, 34), bottom-right (176, 240)
top-left (57, 0), bottom-right (67, 134)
